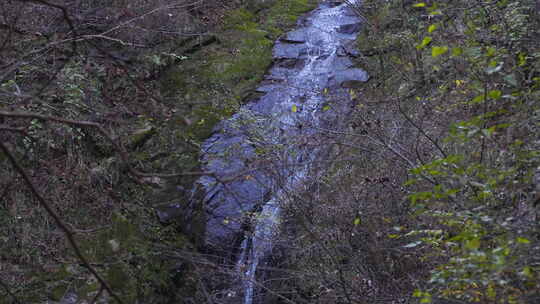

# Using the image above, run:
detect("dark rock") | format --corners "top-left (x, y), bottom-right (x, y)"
top-left (337, 22), bottom-right (362, 34)
top-left (275, 58), bottom-right (306, 69)
top-left (201, 170), bottom-right (272, 248)
top-left (338, 41), bottom-right (361, 57)
top-left (325, 1), bottom-right (342, 8)
top-left (280, 29), bottom-right (307, 43)
top-left (273, 42), bottom-right (308, 58)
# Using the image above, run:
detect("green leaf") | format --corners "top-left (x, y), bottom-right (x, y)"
top-left (417, 36), bottom-right (432, 49)
top-left (471, 94), bottom-right (485, 104)
top-left (488, 90), bottom-right (502, 100)
top-left (522, 266), bottom-right (533, 278)
top-left (451, 47), bottom-right (463, 56)
top-left (353, 217), bottom-right (361, 225)
top-left (420, 298), bottom-right (432, 304)
top-left (487, 285), bottom-right (496, 299)
top-left (516, 237), bottom-right (530, 244)
top-left (413, 2), bottom-right (426, 7)
top-left (322, 105), bottom-right (331, 111)
top-left (431, 46), bottom-right (448, 57)
top-left (291, 105), bottom-right (298, 113)
top-left (481, 128), bottom-right (494, 138)
top-left (428, 24), bottom-right (437, 33)
top-left (465, 238), bottom-right (480, 250)
top-left (486, 47), bottom-right (496, 57)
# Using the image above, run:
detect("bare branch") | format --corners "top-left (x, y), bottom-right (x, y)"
top-left (0, 125), bottom-right (26, 133)
top-left (0, 141), bottom-right (124, 304)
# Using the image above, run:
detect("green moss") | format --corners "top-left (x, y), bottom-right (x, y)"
top-left (49, 284), bottom-right (69, 301)
top-left (224, 8), bottom-right (256, 29)
top-left (266, 0), bottom-right (317, 32)
top-left (107, 264), bottom-right (130, 290)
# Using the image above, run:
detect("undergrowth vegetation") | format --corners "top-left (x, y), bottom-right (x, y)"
top-left (280, 0), bottom-right (539, 303)
top-left (2, 0), bottom-right (538, 303)
top-left (0, 0), bottom-right (315, 303)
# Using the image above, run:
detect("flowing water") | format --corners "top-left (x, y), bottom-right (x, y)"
top-left (163, 1), bottom-right (367, 303)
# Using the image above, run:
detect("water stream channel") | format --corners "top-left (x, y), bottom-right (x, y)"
top-left (162, 1), bottom-right (367, 302)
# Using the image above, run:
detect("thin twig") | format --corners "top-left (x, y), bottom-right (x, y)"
top-left (395, 97), bottom-right (447, 158)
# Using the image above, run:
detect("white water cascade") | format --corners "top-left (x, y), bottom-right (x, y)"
top-left (233, 1), bottom-right (365, 303)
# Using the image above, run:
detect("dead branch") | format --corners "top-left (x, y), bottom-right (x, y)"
top-left (0, 141), bottom-right (124, 304)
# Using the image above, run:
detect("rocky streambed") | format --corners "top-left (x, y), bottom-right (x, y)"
top-left (159, 0), bottom-right (367, 302)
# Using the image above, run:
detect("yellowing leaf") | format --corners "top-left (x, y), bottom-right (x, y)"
top-left (517, 237), bottom-right (530, 244)
top-left (428, 24), bottom-right (437, 33)
top-left (349, 88), bottom-right (356, 99)
top-left (291, 105), bottom-right (298, 113)
top-left (417, 36), bottom-right (432, 49)
top-left (323, 105), bottom-right (331, 111)
top-left (420, 297), bottom-right (431, 304)
top-left (432, 46), bottom-right (448, 57)
top-left (353, 217), bottom-right (361, 225)
top-left (413, 2), bottom-right (426, 7)
top-left (518, 53), bottom-right (527, 66)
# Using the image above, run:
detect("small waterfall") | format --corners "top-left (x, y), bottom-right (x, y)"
top-left (232, 1), bottom-right (365, 303)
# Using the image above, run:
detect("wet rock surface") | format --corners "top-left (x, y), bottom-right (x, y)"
top-left (162, 1), bottom-right (369, 303)
top-left (160, 1), bottom-right (368, 251)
